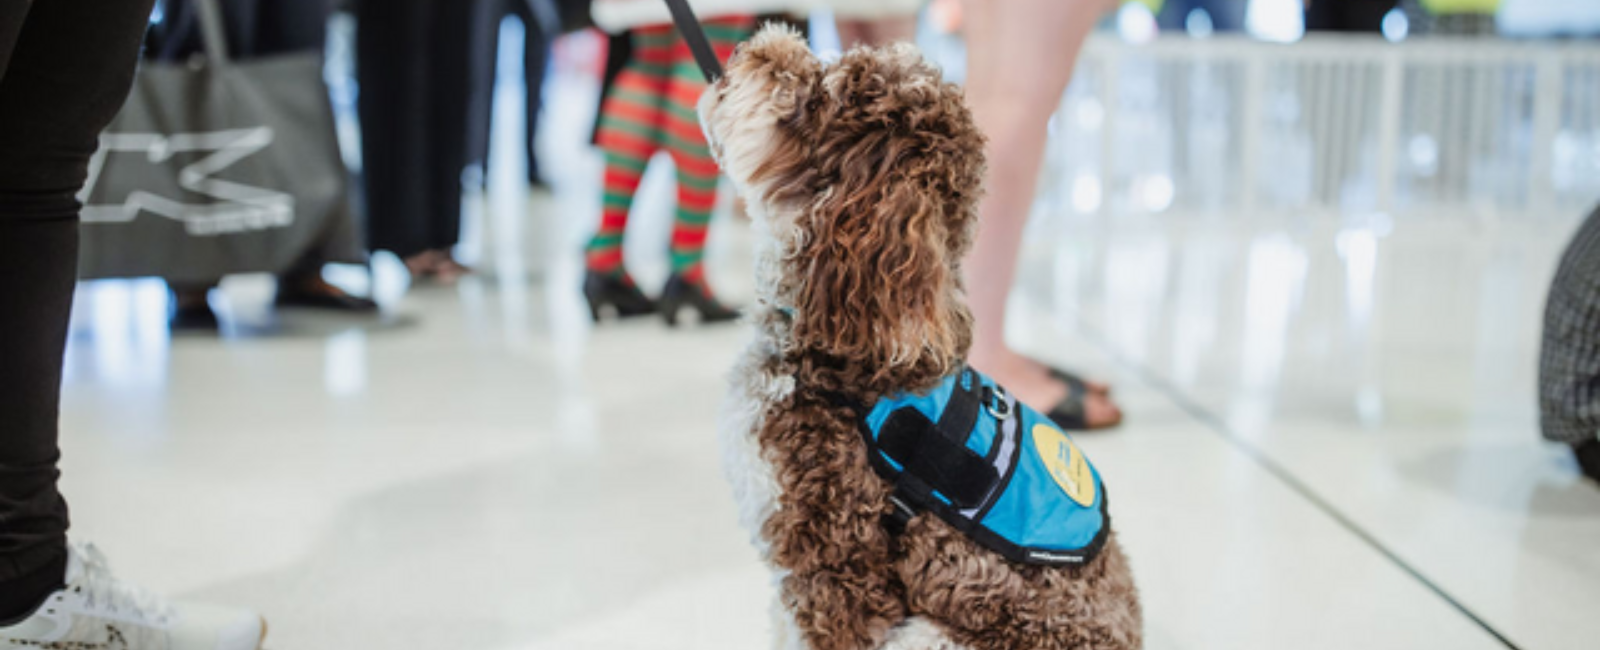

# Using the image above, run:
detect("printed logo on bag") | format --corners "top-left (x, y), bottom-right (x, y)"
top-left (77, 127), bottom-right (295, 236)
top-left (1032, 424), bottom-right (1097, 507)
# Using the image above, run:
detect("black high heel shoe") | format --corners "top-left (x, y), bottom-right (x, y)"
top-left (658, 273), bottom-right (740, 327)
top-left (1576, 439), bottom-right (1600, 484)
top-left (584, 270), bottom-right (657, 322)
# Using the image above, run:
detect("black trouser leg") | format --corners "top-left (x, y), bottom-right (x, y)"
top-left (426, 0), bottom-right (474, 252)
top-left (254, 0), bottom-right (331, 54)
top-left (1305, 0), bottom-right (1397, 32)
top-left (464, 0), bottom-right (501, 187)
top-left (0, 0), bottom-right (156, 618)
top-left (467, 0), bottom-right (553, 187)
top-left (356, 0), bottom-right (473, 257)
top-left (0, 0), bottom-right (25, 77)
top-left (355, 0), bottom-right (433, 258)
top-left (518, 0), bottom-right (551, 185)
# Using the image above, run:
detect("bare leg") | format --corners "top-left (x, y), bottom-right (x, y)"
top-left (961, 0), bottom-right (1121, 425)
top-left (836, 15), bottom-right (918, 49)
top-left (834, 18), bottom-right (869, 50)
top-left (870, 15), bottom-right (917, 45)
top-left (844, 14), bottom-right (921, 48)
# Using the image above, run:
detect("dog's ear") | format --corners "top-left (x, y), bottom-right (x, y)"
top-left (790, 151), bottom-right (966, 386)
top-left (741, 23), bottom-right (821, 127)
top-left (724, 23), bottom-right (825, 204)
top-left (819, 43), bottom-right (985, 255)
top-left (785, 44), bottom-right (982, 385)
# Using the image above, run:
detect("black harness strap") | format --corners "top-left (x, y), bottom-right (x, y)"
top-left (876, 371), bottom-right (999, 511)
top-left (934, 369), bottom-right (983, 447)
top-left (661, 0), bottom-right (724, 82)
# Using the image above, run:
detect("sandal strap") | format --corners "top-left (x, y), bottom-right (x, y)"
top-left (1046, 392), bottom-right (1090, 431)
top-left (1049, 367), bottom-right (1092, 399)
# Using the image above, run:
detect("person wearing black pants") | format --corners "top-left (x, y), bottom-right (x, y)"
top-left (466, 0), bottom-right (557, 189)
top-left (1304, 0), bottom-right (1399, 32)
top-left (0, 1), bottom-right (262, 646)
top-left (354, 0), bottom-right (478, 283)
top-left (1155, 0), bottom-right (1246, 32)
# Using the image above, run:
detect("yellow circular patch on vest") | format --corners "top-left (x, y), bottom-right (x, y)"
top-left (1033, 424), bottom-right (1096, 507)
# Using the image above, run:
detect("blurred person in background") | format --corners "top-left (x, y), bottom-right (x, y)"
top-left (465, 0), bottom-right (593, 192)
top-left (581, 0), bottom-right (764, 326)
top-left (1153, 0), bottom-right (1247, 32)
top-left (353, 0), bottom-right (478, 284)
top-left (829, 0), bottom-right (923, 48)
top-left (0, 0), bottom-right (265, 647)
top-left (1304, 0), bottom-right (1398, 32)
top-left (1404, 0), bottom-right (1499, 35)
top-left (959, 0), bottom-right (1124, 431)
top-left (148, 0), bottom-right (379, 329)
top-left (1541, 205), bottom-right (1600, 486)
top-left (1304, 0), bottom-right (1500, 34)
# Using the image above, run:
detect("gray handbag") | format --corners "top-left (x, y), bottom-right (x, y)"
top-left (76, 0), bottom-right (361, 282)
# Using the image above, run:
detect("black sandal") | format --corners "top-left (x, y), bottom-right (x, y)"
top-left (1048, 367), bottom-right (1106, 397)
top-left (1046, 391), bottom-right (1091, 431)
top-left (1045, 374), bottom-right (1122, 432)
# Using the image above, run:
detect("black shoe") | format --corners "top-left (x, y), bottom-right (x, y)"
top-left (659, 273), bottom-right (740, 327)
top-left (275, 279), bottom-right (379, 313)
top-left (1575, 439), bottom-right (1600, 484)
top-left (276, 289), bottom-right (379, 312)
top-left (169, 302), bottom-right (220, 331)
top-left (584, 270), bottom-right (657, 322)
top-left (169, 287), bottom-right (220, 331)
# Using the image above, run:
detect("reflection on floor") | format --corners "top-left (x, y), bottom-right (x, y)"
top-left (59, 35), bottom-right (1600, 650)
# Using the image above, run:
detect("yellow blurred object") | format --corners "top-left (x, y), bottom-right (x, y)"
top-left (1419, 0), bottom-right (1501, 14)
top-left (1126, 0), bottom-right (1165, 11)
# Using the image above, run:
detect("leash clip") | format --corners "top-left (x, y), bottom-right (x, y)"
top-left (985, 385), bottom-right (1013, 421)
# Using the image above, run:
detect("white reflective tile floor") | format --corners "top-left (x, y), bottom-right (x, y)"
top-left (59, 211), bottom-right (1600, 650)
top-left (57, 53), bottom-right (1600, 650)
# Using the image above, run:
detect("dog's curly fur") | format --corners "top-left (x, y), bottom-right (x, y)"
top-left (704, 25), bottom-right (1142, 650)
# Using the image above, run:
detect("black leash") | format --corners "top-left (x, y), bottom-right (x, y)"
top-left (662, 0), bottom-right (724, 82)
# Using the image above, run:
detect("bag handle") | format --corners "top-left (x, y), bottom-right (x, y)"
top-left (192, 0), bottom-right (232, 66)
top-left (661, 0), bottom-right (722, 83)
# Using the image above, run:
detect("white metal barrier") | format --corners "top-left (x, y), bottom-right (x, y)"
top-left (1040, 34), bottom-right (1600, 220)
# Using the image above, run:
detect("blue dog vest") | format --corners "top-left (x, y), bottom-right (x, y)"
top-left (857, 368), bottom-right (1110, 566)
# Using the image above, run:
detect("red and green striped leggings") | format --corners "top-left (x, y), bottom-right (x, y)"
top-left (587, 19), bottom-right (752, 283)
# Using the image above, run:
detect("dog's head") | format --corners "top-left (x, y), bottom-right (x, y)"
top-left (701, 25), bottom-right (986, 386)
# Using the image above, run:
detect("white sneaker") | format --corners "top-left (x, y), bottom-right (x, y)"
top-left (0, 542), bottom-right (264, 650)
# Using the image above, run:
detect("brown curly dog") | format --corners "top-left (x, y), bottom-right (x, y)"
top-left (704, 24), bottom-right (1142, 650)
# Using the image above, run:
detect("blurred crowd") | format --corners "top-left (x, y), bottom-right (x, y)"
top-left (97, 0), bottom-right (1537, 333)
top-left (5, 0), bottom-right (1599, 648)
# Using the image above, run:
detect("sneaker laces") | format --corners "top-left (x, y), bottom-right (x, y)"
top-left (72, 542), bottom-right (175, 626)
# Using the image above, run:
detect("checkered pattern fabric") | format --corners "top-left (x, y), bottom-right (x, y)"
top-left (1540, 205), bottom-right (1600, 444)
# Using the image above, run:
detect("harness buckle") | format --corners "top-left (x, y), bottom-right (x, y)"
top-left (985, 385), bottom-right (1013, 421)
top-left (884, 490), bottom-right (919, 535)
